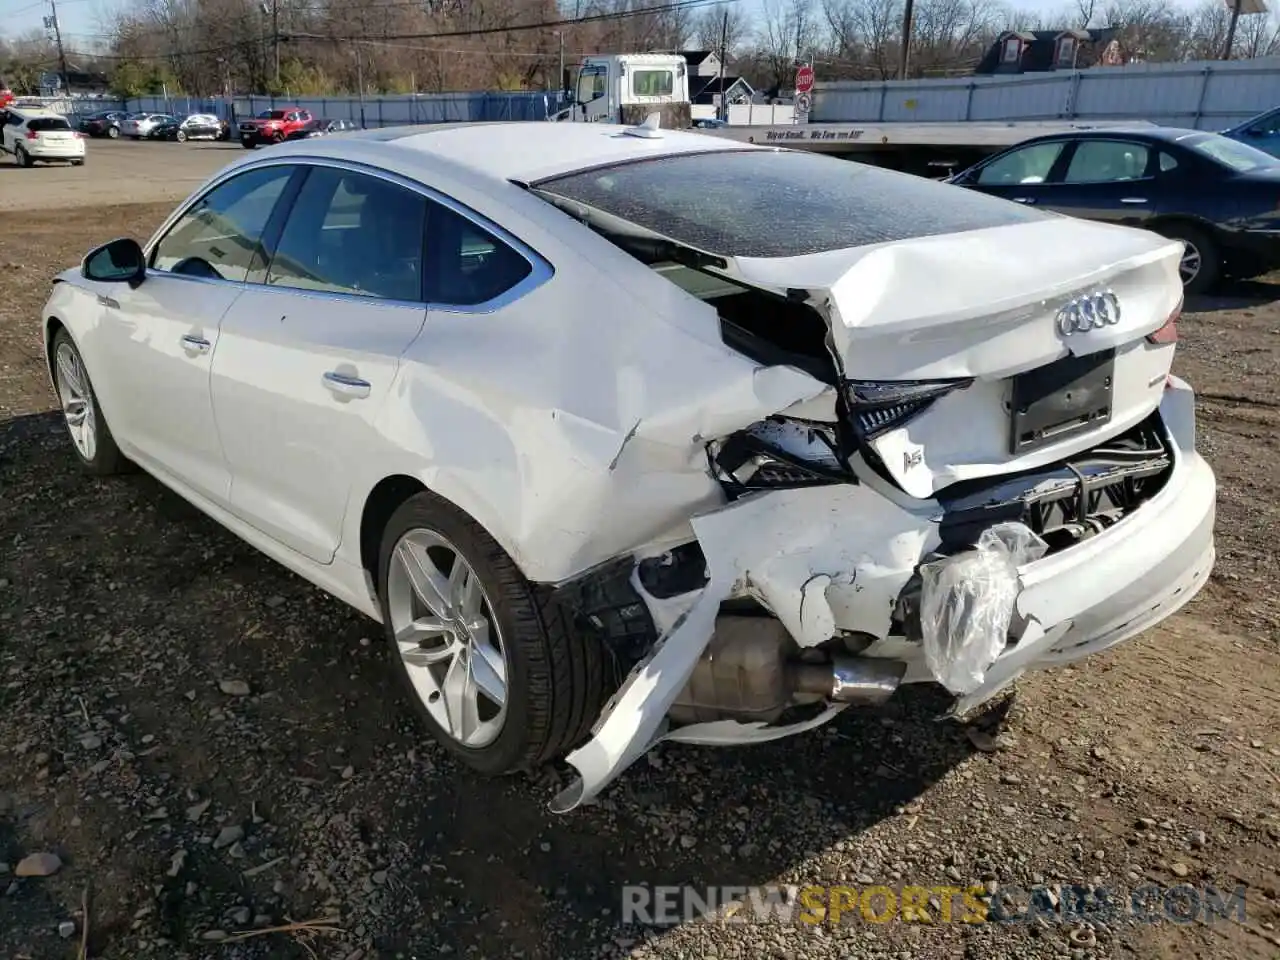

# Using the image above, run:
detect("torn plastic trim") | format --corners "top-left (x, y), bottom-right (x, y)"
top-left (706, 416), bottom-right (852, 498)
top-left (549, 483), bottom-right (939, 813)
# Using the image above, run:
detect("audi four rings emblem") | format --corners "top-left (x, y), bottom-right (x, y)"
top-left (1056, 290), bottom-right (1122, 336)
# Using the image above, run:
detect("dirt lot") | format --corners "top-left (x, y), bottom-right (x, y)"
top-left (0, 139), bottom-right (239, 212)
top-left (1, 147), bottom-right (1279, 960)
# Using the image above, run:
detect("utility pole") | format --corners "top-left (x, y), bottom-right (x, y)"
top-left (47, 0), bottom-right (70, 97)
top-left (1222, 0), bottom-right (1242, 60)
top-left (897, 0), bottom-right (915, 80)
top-left (272, 0), bottom-right (280, 86)
top-left (717, 9), bottom-right (728, 121)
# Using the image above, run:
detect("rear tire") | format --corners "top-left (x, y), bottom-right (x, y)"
top-left (15, 146), bottom-right (31, 167)
top-left (71, 158), bottom-right (84, 166)
top-left (50, 328), bottom-right (130, 476)
top-left (106, 125), bottom-right (119, 139)
top-left (175, 130), bottom-right (187, 142)
top-left (1155, 222), bottom-right (1220, 295)
top-left (377, 490), bottom-right (607, 777)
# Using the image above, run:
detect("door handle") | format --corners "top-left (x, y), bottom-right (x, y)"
top-left (322, 371), bottom-right (371, 400)
top-left (180, 334), bottom-right (211, 355)
top-left (1012, 197), bottom-right (1036, 204)
top-left (1120, 197), bottom-right (1148, 204)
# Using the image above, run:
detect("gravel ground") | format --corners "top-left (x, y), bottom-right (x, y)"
top-left (1, 192), bottom-right (1279, 960)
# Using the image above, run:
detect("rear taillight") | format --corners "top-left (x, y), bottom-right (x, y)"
top-left (1146, 296), bottom-right (1182, 345)
top-left (25, 129), bottom-right (37, 140)
top-left (843, 378), bottom-right (973, 439)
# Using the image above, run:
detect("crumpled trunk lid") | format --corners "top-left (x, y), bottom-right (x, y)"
top-left (724, 217), bottom-right (1185, 498)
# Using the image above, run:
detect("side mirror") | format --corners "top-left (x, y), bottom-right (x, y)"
top-left (82, 238), bottom-right (146, 287)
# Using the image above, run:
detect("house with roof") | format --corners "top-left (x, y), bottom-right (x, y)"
top-left (677, 50), bottom-right (755, 110)
top-left (975, 28), bottom-right (1125, 75)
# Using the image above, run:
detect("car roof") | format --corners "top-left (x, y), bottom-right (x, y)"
top-left (1025, 126), bottom-right (1217, 146)
top-left (11, 108), bottom-right (65, 120)
top-left (319, 121), bottom-right (756, 183)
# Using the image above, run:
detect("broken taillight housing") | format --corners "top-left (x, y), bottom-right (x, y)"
top-left (708, 417), bottom-right (851, 496)
top-left (843, 378), bottom-right (974, 440)
top-left (1146, 296), bottom-right (1182, 345)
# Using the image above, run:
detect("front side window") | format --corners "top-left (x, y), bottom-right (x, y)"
top-left (975, 141), bottom-right (1066, 185)
top-left (1062, 140), bottom-right (1151, 183)
top-left (151, 165), bottom-right (295, 281)
top-left (633, 70), bottom-right (673, 97)
top-left (425, 202), bottom-right (533, 307)
top-left (266, 167), bottom-right (427, 301)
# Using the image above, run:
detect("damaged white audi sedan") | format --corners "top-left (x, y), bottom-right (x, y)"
top-left (41, 120), bottom-right (1215, 811)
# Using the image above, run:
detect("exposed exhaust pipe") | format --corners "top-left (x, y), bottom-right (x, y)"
top-left (791, 656), bottom-right (907, 705)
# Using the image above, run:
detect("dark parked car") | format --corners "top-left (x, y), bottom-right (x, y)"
top-left (79, 110), bottom-right (128, 139)
top-left (285, 117), bottom-right (359, 140)
top-left (1222, 105), bottom-right (1280, 160)
top-left (949, 127), bottom-right (1280, 293)
top-left (149, 113), bottom-right (229, 142)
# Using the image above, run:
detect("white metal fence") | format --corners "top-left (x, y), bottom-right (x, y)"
top-left (813, 57), bottom-right (1280, 129)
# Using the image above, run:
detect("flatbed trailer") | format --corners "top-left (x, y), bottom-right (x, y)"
top-left (700, 118), bottom-right (1158, 174)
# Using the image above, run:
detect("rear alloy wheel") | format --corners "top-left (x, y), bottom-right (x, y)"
top-left (175, 129), bottom-right (187, 142)
top-left (271, 131), bottom-right (285, 144)
top-left (107, 125), bottom-right (119, 139)
top-left (50, 329), bottom-right (130, 476)
top-left (1156, 223), bottom-right (1220, 295)
top-left (378, 491), bottom-right (607, 776)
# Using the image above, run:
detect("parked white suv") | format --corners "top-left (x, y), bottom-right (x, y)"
top-left (1, 108), bottom-right (85, 167)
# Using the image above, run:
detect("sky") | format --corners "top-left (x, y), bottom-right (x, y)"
top-left (1, 0), bottom-right (1208, 61)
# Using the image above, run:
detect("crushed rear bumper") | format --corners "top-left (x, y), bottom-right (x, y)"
top-left (550, 376), bottom-right (1215, 812)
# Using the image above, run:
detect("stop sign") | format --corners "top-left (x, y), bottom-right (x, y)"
top-left (795, 65), bottom-right (815, 94)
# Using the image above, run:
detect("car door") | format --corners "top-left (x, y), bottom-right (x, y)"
top-left (93, 163), bottom-right (300, 504)
top-left (1030, 138), bottom-right (1159, 227)
top-left (957, 138), bottom-right (1071, 209)
top-left (209, 163), bottom-right (430, 563)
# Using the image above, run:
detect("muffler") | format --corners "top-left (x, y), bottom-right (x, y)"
top-left (791, 656), bottom-right (906, 705)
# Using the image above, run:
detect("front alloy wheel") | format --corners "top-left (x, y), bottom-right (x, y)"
top-left (50, 329), bottom-right (129, 475)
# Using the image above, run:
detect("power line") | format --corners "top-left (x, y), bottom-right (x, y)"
top-left (57, 0), bottom-right (734, 61)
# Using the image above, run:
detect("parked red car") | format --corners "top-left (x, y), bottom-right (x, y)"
top-left (0, 86), bottom-right (14, 110)
top-left (238, 107), bottom-right (313, 148)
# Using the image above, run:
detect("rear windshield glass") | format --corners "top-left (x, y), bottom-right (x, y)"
top-left (535, 149), bottom-right (1047, 258)
top-left (28, 117), bottom-right (71, 132)
top-left (1181, 132), bottom-right (1277, 173)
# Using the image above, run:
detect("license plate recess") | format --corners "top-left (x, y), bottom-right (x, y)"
top-left (1008, 348), bottom-right (1115, 454)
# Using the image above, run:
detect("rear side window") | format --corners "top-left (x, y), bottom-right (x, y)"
top-left (425, 202), bottom-right (533, 307)
top-left (28, 117), bottom-right (71, 132)
top-left (266, 167), bottom-right (427, 301)
top-left (1062, 141), bottom-right (1151, 183)
top-left (536, 149), bottom-right (1046, 259)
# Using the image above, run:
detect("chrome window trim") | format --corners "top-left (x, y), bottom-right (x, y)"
top-left (143, 154), bottom-right (554, 314)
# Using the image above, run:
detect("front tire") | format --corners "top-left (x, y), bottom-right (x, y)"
top-left (50, 329), bottom-right (129, 476)
top-left (175, 130), bottom-right (187, 142)
top-left (241, 139), bottom-right (256, 149)
top-left (1156, 222), bottom-right (1221, 295)
top-left (106, 125), bottom-right (119, 139)
top-left (377, 491), bottom-right (607, 777)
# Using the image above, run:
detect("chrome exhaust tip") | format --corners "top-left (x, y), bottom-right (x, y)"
top-left (792, 657), bottom-right (907, 705)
